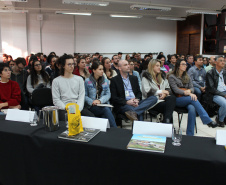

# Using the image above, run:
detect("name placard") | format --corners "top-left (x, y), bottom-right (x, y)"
top-left (216, 130), bottom-right (226, 146)
top-left (6, 109), bottom-right (35, 123)
top-left (133, 121), bottom-right (172, 138)
top-left (81, 116), bottom-right (110, 132)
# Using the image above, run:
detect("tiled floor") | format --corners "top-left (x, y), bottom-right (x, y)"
top-left (121, 112), bottom-right (226, 138)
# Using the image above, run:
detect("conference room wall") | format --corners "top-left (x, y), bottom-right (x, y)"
top-left (1, 13), bottom-right (176, 58)
top-left (0, 13), bottom-right (28, 58)
top-left (75, 15), bottom-right (177, 58)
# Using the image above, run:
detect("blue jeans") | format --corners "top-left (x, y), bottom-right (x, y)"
top-left (118, 96), bottom-right (158, 121)
top-left (89, 106), bottom-right (117, 127)
top-left (213, 94), bottom-right (226, 122)
top-left (194, 87), bottom-right (202, 101)
top-left (176, 96), bottom-right (212, 136)
top-left (0, 111), bottom-right (5, 115)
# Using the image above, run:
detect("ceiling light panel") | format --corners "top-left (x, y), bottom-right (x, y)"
top-left (56, 11), bottom-right (92, 15)
top-left (110, 14), bottom-right (142, 18)
top-left (0, 0), bottom-right (27, 2)
top-left (0, 9), bottom-right (28, 13)
top-left (156, 17), bottom-right (186, 21)
top-left (62, 0), bottom-right (109, 6)
top-left (130, 5), bottom-right (171, 11)
top-left (186, 9), bottom-right (221, 15)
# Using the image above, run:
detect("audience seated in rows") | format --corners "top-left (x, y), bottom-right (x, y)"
top-left (2, 51), bottom-right (226, 136)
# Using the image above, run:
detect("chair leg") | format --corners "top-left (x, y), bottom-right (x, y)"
top-left (177, 113), bottom-right (183, 128)
top-left (116, 118), bottom-right (122, 128)
top-left (195, 121), bottom-right (197, 133)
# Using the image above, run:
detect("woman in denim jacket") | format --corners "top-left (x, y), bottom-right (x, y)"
top-left (85, 61), bottom-right (117, 127)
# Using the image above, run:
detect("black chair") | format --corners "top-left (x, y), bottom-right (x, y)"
top-left (31, 88), bottom-right (53, 108)
top-left (148, 109), bottom-right (162, 122)
top-left (174, 107), bottom-right (197, 133)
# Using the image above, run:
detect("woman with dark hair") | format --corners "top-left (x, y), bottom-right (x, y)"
top-left (8, 60), bottom-right (15, 70)
top-left (73, 57), bottom-right (91, 80)
top-left (25, 55), bottom-right (37, 74)
top-left (53, 56), bottom-right (60, 79)
top-left (84, 61), bottom-right (117, 127)
top-left (102, 57), bottom-right (117, 81)
top-left (49, 51), bottom-right (56, 56)
top-left (0, 63), bottom-right (21, 112)
top-left (26, 58), bottom-right (51, 95)
top-left (168, 59), bottom-right (217, 135)
top-left (142, 59), bottom-right (176, 123)
top-left (156, 55), bottom-right (170, 73)
top-left (125, 54), bottom-right (131, 60)
top-left (45, 55), bottom-right (57, 82)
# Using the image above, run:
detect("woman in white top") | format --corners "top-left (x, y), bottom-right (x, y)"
top-left (102, 57), bottom-right (117, 81)
top-left (26, 59), bottom-right (51, 95)
top-left (142, 59), bottom-right (176, 123)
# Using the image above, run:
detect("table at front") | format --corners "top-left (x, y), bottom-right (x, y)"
top-left (0, 117), bottom-right (226, 185)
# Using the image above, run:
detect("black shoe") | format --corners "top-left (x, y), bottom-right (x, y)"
top-left (216, 116), bottom-right (225, 128)
top-left (207, 121), bottom-right (218, 128)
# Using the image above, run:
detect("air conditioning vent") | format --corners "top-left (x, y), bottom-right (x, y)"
top-left (130, 5), bottom-right (171, 11)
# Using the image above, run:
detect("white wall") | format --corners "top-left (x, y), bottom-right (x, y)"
top-left (1, 13), bottom-right (177, 58)
top-left (75, 15), bottom-right (176, 57)
top-left (1, 13), bottom-right (27, 59)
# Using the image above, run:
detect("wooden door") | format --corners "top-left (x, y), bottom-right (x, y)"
top-left (189, 33), bottom-right (200, 56)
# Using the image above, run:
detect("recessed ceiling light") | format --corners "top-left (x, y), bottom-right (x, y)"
top-left (130, 5), bottom-right (171, 11)
top-left (0, 0), bottom-right (27, 2)
top-left (186, 9), bottom-right (221, 15)
top-left (62, 0), bottom-right (109, 6)
top-left (110, 14), bottom-right (142, 18)
top-left (156, 17), bottom-right (186, 21)
top-left (55, 11), bottom-right (92, 16)
top-left (0, 9), bottom-right (28, 13)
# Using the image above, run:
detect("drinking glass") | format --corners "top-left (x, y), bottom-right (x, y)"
top-left (30, 111), bottom-right (38, 126)
top-left (65, 113), bottom-right (68, 128)
top-left (172, 126), bottom-right (182, 146)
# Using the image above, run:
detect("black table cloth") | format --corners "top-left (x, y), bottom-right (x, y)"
top-left (0, 117), bottom-right (226, 185)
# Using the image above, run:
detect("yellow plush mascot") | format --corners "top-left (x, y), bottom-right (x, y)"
top-left (65, 103), bottom-right (83, 136)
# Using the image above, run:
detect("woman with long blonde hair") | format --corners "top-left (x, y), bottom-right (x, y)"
top-left (142, 59), bottom-right (176, 123)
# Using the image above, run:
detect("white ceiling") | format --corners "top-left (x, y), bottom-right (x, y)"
top-left (0, 0), bottom-right (225, 18)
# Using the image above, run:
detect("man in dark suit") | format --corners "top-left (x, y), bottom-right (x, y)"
top-left (110, 60), bottom-right (157, 121)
